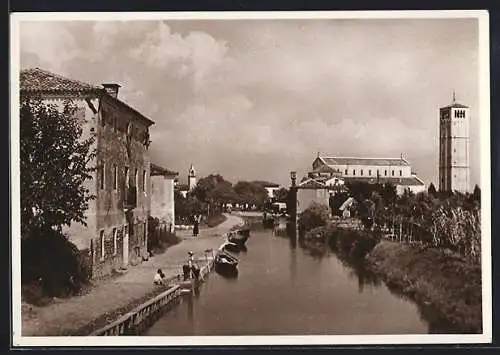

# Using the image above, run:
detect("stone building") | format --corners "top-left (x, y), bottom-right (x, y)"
top-left (262, 182), bottom-right (281, 199)
top-left (439, 94), bottom-right (470, 193)
top-left (150, 163), bottom-right (178, 233)
top-left (20, 68), bottom-right (154, 278)
top-left (312, 154), bottom-right (425, 195)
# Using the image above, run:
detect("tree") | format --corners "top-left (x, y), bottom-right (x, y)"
top-left (274, 187), bottom-right (289, 203)
top-left (233, 181), bottom-right (269, 207)
top-left (428, 182), bottom-right (437, 197)
top-left (20, 98), bottom-right (96, 239)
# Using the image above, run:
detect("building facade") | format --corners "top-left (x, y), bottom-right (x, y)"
top-left (20, 68), bottom-right (154, 278)
top-left (439, 96), bottom-right (470, 193)
top-left (150, 163), bottom-right (178, 233)
top-left (311, 155), bottom-right (425, 195)
top-left (262, 182), bottom-right (281, 199)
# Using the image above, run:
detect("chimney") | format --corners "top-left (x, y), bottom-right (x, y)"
top-left (102, 83), bottom-right (121, 99)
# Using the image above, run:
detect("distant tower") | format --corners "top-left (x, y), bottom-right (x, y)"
top-left (188, 164), bottom-right (197, 191)
top-left (439, 92), bottom-right (470, 193)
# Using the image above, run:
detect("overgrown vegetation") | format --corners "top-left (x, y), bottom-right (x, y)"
top-left (340, 181), bottom-right (481, 264)
top-left (20, 99), bottom-right (96, 303)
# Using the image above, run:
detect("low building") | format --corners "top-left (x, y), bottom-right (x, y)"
top-left (150, 163), bottom-right (178, 233)
top-left (261, 182), bottom-right (281, 199)
top-left (21, 68), bottom-right (154, 278)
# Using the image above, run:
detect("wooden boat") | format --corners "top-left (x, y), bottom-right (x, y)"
top-left (228, 228), bottom-right (251, 246)
top-left (221, 240), bottom-right (241, 253)
top-left (214, 249), bottom-right (238, 275)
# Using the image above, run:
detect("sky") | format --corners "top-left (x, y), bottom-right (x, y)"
top-left (18, 17), bottom-right (481, 188)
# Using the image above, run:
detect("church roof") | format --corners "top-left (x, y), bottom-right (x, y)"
top-left (319, 156), bottom-right (410, 167)
top-left (312, 164), bottom-right (342, 174)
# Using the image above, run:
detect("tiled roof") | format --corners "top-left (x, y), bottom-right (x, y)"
top-left (440, 102), bottom-right (469, 109)
top-left (151, 163), bottom-right (178, 177)
top-left (20, 68), bottom-right (102, 93)
top-left (20, 68), bottom-right (155, 127)
top-left (344, 176), bottom-right (425, 186)
top-left (298, 178), bottom-right (326, 189)
top-left (320, 156), bottom-right (410, 167)
top-left (312, 164), bottom-right (342, 173)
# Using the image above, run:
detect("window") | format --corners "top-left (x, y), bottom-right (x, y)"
top-left (360, 169), bottom-right (363, 176)
top-left (99, 163), bottom-right (105, 190)
top-left (368, 170), bottom-right (372, 176)
top-left (142, 170), bottom-right (146, 192)
top-left (399, 170), bottom-right (402, 176)
top-left (344, 169), bottom-right (348, 175)
top-left (113, 228), bottom-right (117, 255)
top-left (113, 165), bottom-right (118, 190)
top-left (391, 170), bottom-right (395, 176)
top-left (100, 230), bottom-right (105, 260)
top-left (384, 170), bottom-right (387, 176)
top-left (353, 169), bottom-right (356, 176)
top-left (124, 167), bottom-right (130, 188)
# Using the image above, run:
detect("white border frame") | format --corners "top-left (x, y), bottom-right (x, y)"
top-left (10, 10), bottom-right (491, 347)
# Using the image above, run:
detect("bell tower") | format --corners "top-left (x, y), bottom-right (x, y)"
top-left (438, 92), bottom-right (470, 193)
top-left (188, 164), bottom-right (197, 191)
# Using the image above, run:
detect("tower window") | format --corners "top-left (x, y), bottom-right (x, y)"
top-left (360, 169), bottom-right (363, 176)
top-left (353, 169), bottom-right (356, 176)
top-left (344, 169), bottom-right (348, 175)
top-left (369, 170), bottom-right (372, 176)
top-left (384, 170), bottom-right (387, 176)
top-left (399, 170), bottom-right (402, 176)
top-left (391, 170), bottom-right (395, 176)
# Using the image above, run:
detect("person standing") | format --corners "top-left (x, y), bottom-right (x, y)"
top-left (192, 214), bottom-right (200, 237)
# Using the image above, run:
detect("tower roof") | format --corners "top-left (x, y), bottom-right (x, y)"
top-left (440, 102), bottom-right (469, 109)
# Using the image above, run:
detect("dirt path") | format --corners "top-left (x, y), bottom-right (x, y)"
top-left (21, 214), bottom-right (244, 336)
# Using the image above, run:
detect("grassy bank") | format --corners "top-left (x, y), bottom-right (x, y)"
top-left (366, 240), bottom-right (482, 333)
top-left (302, 223), bottom-right (482, 333)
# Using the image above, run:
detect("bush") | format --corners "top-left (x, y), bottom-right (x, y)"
top-left (21, 227), bottom-right (91, 302)
top-left (147, 216), bottom-right (181, 253)
top-left (298, 202), bottom-right (330, 233)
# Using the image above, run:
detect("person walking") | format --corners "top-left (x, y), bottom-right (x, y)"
top-left (192, 214), bottom-right (200, 237)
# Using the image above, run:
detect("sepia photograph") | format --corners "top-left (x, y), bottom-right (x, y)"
top-left (10, 10), bottom-right (491, 346)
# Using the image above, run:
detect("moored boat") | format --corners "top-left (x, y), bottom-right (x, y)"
top-left (228, 228), bottom-right (250, 246)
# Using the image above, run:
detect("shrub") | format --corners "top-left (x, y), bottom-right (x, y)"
top-left (21, 227), bottom-right (91, 302)
top-left (299, 202), bottom-right (330, 233)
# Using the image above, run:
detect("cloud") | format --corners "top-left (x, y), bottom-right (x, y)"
top-left (18, 18), bottom-right (481, 187)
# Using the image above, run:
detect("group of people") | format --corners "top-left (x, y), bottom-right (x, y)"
top-left (153, 251), bottom-right (202, 286)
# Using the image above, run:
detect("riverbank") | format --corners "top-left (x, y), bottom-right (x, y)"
top-left (301, 223), bottom-right (482, 333)
top-left (21, 214), bottom-right (244, 336)
top-left (366, 240), bottom-right (482, 333)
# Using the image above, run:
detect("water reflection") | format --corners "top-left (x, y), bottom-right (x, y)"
top-left (146, 221), bottom-right (434, 336)
top-left (284, 221), bottom-right (457, 333)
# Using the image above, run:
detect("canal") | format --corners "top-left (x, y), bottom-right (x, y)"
top-left (144, 225), bottom-right (431, 336)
